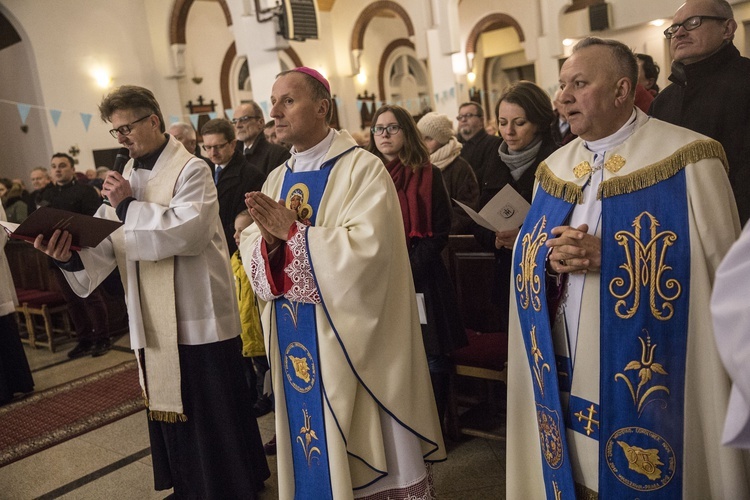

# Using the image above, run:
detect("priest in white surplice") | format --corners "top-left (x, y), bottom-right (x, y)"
top-left (507, 38), bottom-right (750, 499)
top-left (34, 85), bottom-right (269, 499)
top-left (241, 68), bottom-right (445, 499)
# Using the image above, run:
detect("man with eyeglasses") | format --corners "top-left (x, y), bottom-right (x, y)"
top-left (34, 85), bottom-right (270, 498)
top-left (456, 102), bottom-right (506, 208)
top-left (651, 0), bottom-right (750, 225)
top-left (240, 67), bottom-right (445, 498)
top-left (233, 100), bottom-right (290, 176)
top-left (201, 118), bottom-right (264, 255)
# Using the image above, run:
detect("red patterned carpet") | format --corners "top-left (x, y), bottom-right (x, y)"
top-left (0, 360), bottom-right (143, 467)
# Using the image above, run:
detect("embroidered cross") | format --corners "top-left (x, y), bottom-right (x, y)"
top-left (574, 403), bottom-right (600, 436)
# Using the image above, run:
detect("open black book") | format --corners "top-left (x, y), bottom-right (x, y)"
top-left (0, 206), bottom-right (122, 251)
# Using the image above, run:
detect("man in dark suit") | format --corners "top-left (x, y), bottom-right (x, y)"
top-left (201, 118), bottom-right (266, 255)
top-left (233, 101), bottom-right (290, 177)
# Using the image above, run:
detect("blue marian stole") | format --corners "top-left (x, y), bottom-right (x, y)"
top-left (275, 164), bottom-right (334, 499)
top-left (514, 170), bottom-right (690, 498)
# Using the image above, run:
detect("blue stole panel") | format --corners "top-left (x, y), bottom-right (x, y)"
top-left (275, 165), bottom-right (334, 499)
top-left (513, 188), bottom-right (577, 499)
top-left (599, 170), bottom-right (689, 498)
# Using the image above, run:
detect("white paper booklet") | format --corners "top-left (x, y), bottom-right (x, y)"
top-left (454, 184), bottom-right (531, 233)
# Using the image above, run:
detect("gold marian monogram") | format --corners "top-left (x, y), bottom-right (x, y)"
top-left (530, 325), bottom-right (551, 397)
top-left (297, 408), bottom-right (322, 466)
top-left (609, 212), bottom-right (681, 320)
top-left (574, 404), bottom-right (600, 436)
top-left (573, 154), bottom-right (626, 178)
top-left (614, 331), bottom-right (670, 415)
top-left (516, 216), bottom-right (548, 311)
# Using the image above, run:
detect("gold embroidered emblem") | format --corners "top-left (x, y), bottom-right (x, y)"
top-left (573, 161), bottom-right (592, 178)
top-left (616, 441), bottom-right (664, 481)
top-left (574, 404), bottom-right (600, 436)
top-left (605, 427), bottom-right (676, 491)
top-left (609, 211), bottom-right (681, 320)
top-left (289, 355), bottom-right (311, 383)
top-left (297, 408), bottom-right (322, 466)
top-left (605, 154), bottom-right (626, 173)
top-left (614, 330), bottom-right (669, 414)
top-left (284, 342), bottom-right (316, 393)
top-left (537, 405), bottom-right (564, 469)
top-left (530, 325), bottom-right (551, 397)
top-left (516, 216), bottom-right (547, 311)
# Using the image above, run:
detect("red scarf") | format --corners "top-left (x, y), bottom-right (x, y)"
top-left (385, 158), bottom-right (433, 241)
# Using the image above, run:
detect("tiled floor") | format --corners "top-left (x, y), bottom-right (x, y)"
top-left (0, 335), bottom-right (507, 499)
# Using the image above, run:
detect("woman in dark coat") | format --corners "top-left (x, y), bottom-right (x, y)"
top-left (475, 81), bottom-right (559, 332)
top-left (368, 104), bottom-right (466, 425)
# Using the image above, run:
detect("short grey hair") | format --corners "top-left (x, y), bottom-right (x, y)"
top-left (573, 37), bottom-right (638, 98)
top-left (168, 122), bottom-right (196, 140)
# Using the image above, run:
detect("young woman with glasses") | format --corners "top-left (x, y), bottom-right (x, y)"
top-left (367, 104), bottom-right (467, 428)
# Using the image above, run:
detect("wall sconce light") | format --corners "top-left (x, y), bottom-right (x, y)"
top-left (192, 76), bottom-right (203, 84)
top-left (356, 68), bottom-right (367, 85)
top-left (562, 38), bottom-right (575, 47)
top-left (649, 19), bottom-right (666, 27)
top-left (92, 68), bottom-right (112, 89)
top-left (467, 71), bottom-right (476, 84)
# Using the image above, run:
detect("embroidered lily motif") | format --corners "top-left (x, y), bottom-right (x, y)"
top-left (297, 408), bottom-right (322, 466)
top-left (530, 326), bottom-right (551, 397)
top-left (615, 331), bottom-right (670, 415)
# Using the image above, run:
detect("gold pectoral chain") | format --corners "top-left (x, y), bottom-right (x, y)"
top-left (609, 212), bottom-right (681, 321)
top-left (517, 216), bottom-right (548, 311)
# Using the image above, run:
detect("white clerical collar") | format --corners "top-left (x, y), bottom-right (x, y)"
top-left (584, 109), bottom-right (639, 156)
top-left (290, 128), bottom-right (335, 172)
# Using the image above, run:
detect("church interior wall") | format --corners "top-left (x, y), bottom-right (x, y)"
top-left (2, 0), bottom-right (750, 182)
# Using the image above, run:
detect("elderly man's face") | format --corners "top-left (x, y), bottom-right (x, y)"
top-left (30, 170), bottom-right (50, 190)
top-left (558, 45), bottom-right (627, 142)
top-left (270, 73), bottom-right (327, 152)
top-left (169, 125), bottom-right (196, 153)
top-left (669, 0), bottom-right (734, 65)
top-left (233, 104), bottom-right (264, 145)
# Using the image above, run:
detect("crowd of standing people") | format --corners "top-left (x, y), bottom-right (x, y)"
top-left (3, 0), bottom-right (750, 497)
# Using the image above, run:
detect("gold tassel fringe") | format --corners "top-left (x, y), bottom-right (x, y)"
top-left (536, 162), bottom-right (584, 204)
top-left (598, 139), bottom-right (727, 199)
top-left (148, 409), bottom-right (188, 423)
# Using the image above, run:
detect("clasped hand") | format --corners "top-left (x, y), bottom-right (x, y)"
top-left (33, 229), bottom-right (73, 263)
top-left (546, 223), bottom-right (601, 274)
top-left (245, 191), bottom-right (298, 249)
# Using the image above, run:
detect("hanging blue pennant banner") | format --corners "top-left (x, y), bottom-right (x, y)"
top-left (50, 109), bottom-right (62, 127)
top-left (169, 115), bottom-right (180, 125)
top-left (208, 112), bottom-right (217, 120)
top-left (260, 101), bottom-right (269, 117)
top-left (225, 108), bottom-right (234, 121)
top-left (17, 103), bottom-right (31, 124)
top-left (80, 113), bottom-right (92, 131)
top-left (189, 113), bottom-right (200, 130)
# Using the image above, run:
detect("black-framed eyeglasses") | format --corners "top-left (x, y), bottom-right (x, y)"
top-left (456, 113), bottom-right (481, 121)
top-left (109, 115), bottom-right (151, 138)
top-left (371, 124), bottom-right (402, 136)
top-left (231, 115), bottom-right (261, 125)
top-left (202, 142), bottom-right (229, 152)
top-left (663, 15), bottom-right (727, 39)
